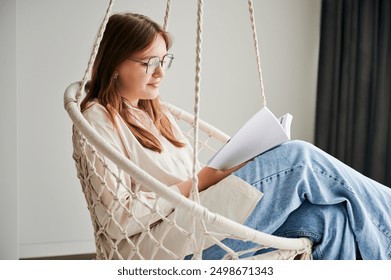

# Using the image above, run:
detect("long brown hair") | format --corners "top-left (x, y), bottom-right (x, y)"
top-left (81, 13), bottom-right (185, 153)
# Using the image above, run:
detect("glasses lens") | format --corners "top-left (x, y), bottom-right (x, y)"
top-left (147, 57), bottom-right (160, 74)
top-left (162, 55), bottom-right (173, 70)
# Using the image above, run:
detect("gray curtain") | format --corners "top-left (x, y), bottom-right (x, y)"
top-left (315, 0), bottom-right (391, 187)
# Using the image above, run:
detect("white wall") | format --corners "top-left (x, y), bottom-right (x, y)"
top-left (0, 0), bottom-right (18, 260)
top-left (1, 0), bottom-right (321, 259)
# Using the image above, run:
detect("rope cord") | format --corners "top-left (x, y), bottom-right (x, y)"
top-left (76, 0), bottom-right (116, 105)
top-left (189, 2), bottom-right (207, 260)
top-left (163, 0), bottom-right (172, 31)
top-left (248, 0), bottom-right (266, 107)
top-left (191, 0), bottom-right (204, 205)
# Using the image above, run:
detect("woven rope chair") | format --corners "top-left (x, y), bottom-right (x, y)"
top-left (64, 0), bottom-right (313, 260)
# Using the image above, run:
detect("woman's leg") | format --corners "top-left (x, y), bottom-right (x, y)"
top-left (271, 200), bottom-right (356, 259)
top-left (196, 200), bottom-right (357, 260)
top-left (232, 140), bottom-right (391, 259)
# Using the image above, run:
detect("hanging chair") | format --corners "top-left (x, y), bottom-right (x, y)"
top-left (64, 0), bottom-right (312, 260)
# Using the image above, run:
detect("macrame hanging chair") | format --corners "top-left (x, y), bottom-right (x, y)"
top-left (64, 0), bottom-right (313, 260)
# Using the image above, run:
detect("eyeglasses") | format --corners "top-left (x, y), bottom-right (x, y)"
top-left (128, 54), bottom-right (174, 74)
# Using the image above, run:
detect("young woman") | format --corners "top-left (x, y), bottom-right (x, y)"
top-left (78, 12), bottom-right (391, 260)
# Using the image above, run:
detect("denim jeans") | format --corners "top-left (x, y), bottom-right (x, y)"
top-left (190, 140), bottom-right (391, 260)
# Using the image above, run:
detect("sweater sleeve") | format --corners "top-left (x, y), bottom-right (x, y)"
top-left (80, 103), bottom-right (181, 239)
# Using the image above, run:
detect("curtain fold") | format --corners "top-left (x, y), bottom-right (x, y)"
top-left (315, 0), bottom-right (391, 186)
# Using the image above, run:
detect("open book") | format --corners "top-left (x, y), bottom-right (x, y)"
top-left (206, 107), bottom-right (293, 170)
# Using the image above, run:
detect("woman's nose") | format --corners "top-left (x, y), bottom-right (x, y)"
top-left (152, 65), bottom-right (165, 78)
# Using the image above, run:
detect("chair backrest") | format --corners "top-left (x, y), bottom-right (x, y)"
top-left (65, 82), bottom-right (312, 260)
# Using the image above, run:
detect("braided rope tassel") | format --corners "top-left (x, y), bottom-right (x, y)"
top-left (248, 0), bottom-right (266, 107)
top-left (76, 0), bottom-right (116, 105)
top-left (163, 0), bottom-right (172, 31)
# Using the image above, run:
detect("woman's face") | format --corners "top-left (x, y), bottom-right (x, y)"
top-left (116, 34), bottom-right (168, 106)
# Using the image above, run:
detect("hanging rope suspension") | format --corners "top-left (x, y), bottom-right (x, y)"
top-left (76, 0), bottom-right (115, 105)
top-left (163, 0), bottom-right (172, 31)
top-left (188, 0), bottom-right (206, 260)
top-left (248, 0), bottom-right (266, 107)
top-left (190, 0), bottom-right (204, 204)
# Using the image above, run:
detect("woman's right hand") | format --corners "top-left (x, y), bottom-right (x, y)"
top-left (176, 161), bottom-right (249, 197)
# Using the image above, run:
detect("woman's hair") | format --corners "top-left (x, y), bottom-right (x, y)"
top-left (81, 13), bottom-right (185, 153)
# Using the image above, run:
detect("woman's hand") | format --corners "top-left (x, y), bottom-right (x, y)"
top-left (176, 161), bottom-right (250, 197)
top-left (197, 161), bottom-right (249, 190)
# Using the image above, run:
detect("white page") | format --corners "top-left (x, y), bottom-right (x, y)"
top-left (278, 113), bottom-right (293, 138)
top-left (207, 107), bottom-right (291, 170)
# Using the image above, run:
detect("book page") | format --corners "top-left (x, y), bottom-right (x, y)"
top-left (206, 107), bottom-right (292, 170)
top-left (278, 113), bottom-right (293, 138)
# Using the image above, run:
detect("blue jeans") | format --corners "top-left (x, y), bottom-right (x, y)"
top-left (189, 140), bottom-right (391, 260)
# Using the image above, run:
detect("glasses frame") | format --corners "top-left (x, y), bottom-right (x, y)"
top-left (128, 54), bottom-right (174, 74)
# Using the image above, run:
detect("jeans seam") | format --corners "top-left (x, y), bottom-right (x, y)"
top-left (276, 230), bottom-right (322, 243)
top-left (251, 164), bottom-right (355, 196)
top-left (370, 216), bottom-right (391, 239)
top-left (250, 165), bottom-right (305, 187)
top-left (370, 218), bottom-right (391, 259)
top-left (312, 167), bottom-right (355, 194)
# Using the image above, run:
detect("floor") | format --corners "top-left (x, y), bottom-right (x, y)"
top-left (20, 253), bottom-right (96, 260)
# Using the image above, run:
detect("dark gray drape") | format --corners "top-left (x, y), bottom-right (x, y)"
top-left (315, 0), bottom-right (391, 187)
